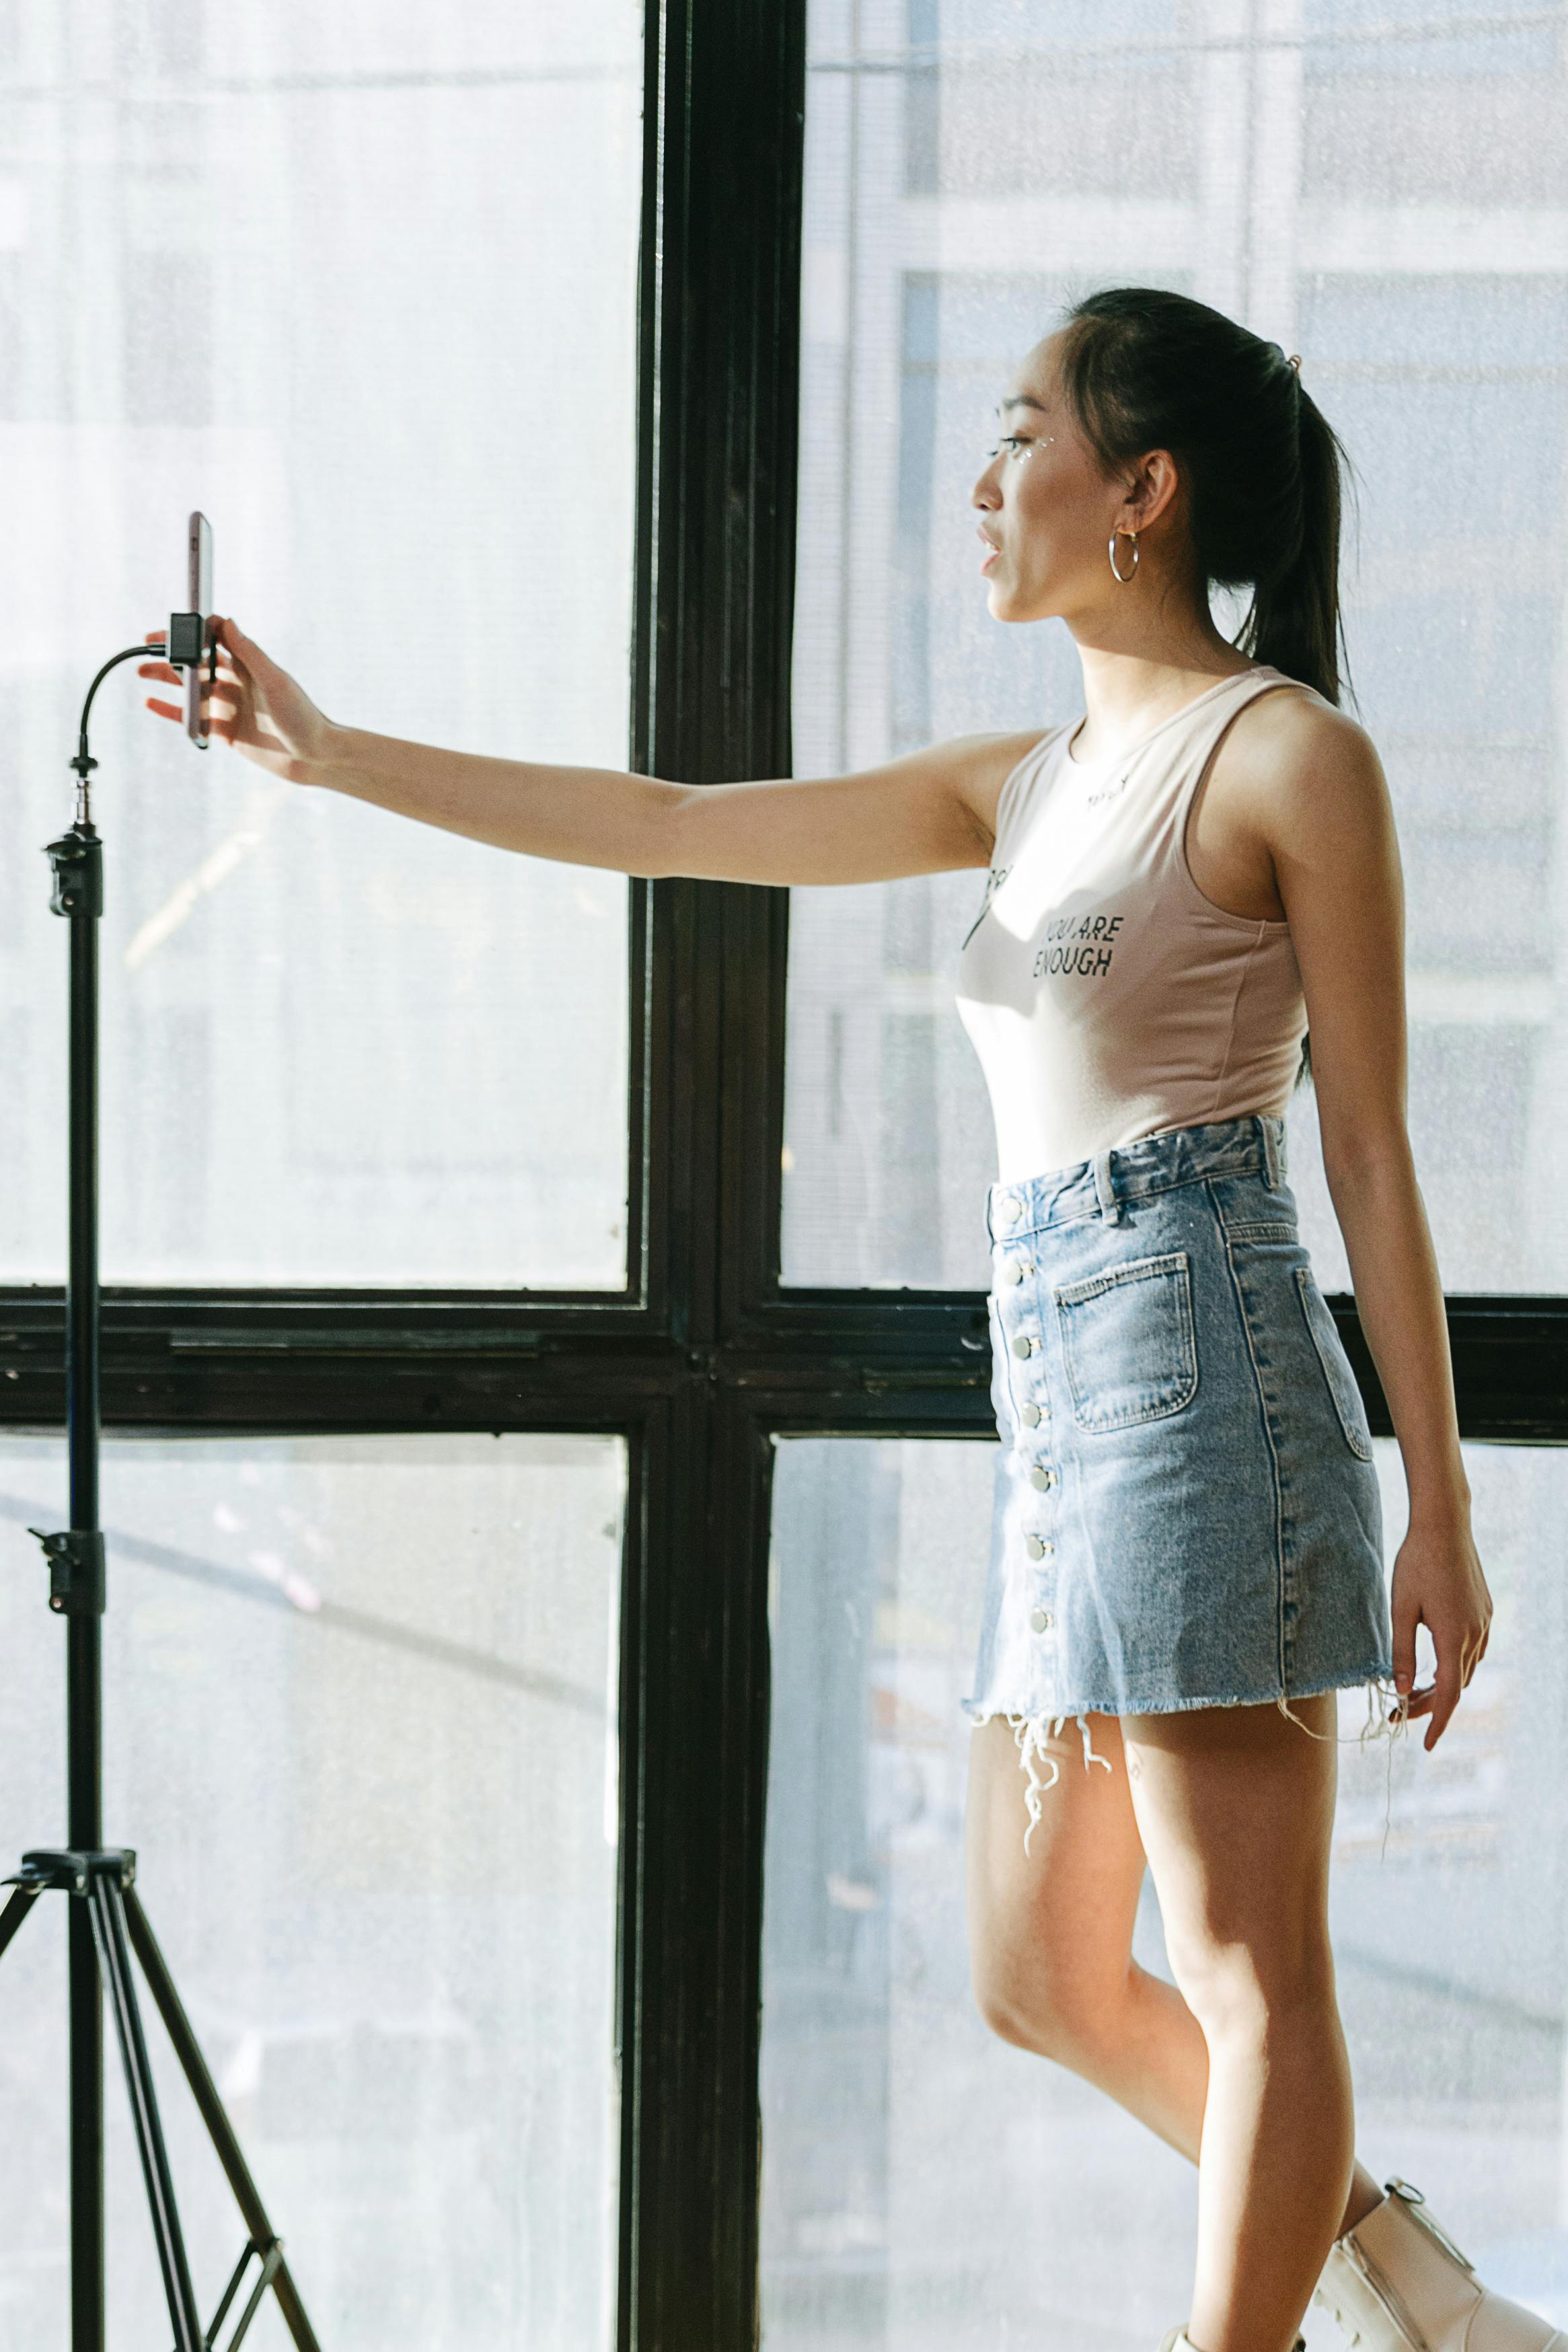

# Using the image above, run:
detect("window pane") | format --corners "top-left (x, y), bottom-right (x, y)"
top-left (0, 7), bottom-right (640, 1288)
top-left (761, 1434), bottom-right (1568, 2347)
top-left (0, 1431), bottom-right (623, 2347)
top-left (782, 2), bottom-right (1568, 1294)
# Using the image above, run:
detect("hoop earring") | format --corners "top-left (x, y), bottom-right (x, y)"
top-left (1109, 530), bottom-right (1139, 584)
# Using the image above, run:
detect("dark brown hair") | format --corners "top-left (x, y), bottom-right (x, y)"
top-left (1055, 285), bottom-right (1356, 709)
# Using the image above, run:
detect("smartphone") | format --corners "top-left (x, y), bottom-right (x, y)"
top-left (184, 511), bottom-right (213, 748)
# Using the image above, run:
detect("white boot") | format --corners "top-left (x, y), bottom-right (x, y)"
top-left (1315, 2177), bottom-right (1567, 2352)
top-left (1158, 2331), bottom-right (1306, 2351)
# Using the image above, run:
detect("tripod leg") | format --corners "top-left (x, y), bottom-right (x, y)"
top-left (69, 1895), bottom-right (104, 2352)
top-left (0, 1866), bottom-right (104, 2349)
top-left (87, 1875), bottom-right (204, 2352)
top-left (219, 2241), bottom-right (282, 2351)
top-left (124, 1888), bottom-right (324, 2352)
top-left (0, 1884), bottom-right (39, 1962)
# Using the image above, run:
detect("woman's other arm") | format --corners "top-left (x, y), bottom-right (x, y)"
top-left (1249, 695), bottom-right (1492, 1750)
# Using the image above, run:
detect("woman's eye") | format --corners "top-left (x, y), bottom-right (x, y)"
top-left (988, 437), bottom-right (1028, 461)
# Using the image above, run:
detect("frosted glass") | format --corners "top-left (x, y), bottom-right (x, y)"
top-left (760, 1434), bottom-right (1568, 2349)
top-left (0, 1430), bottom-right (624, 2349)
top-left (781, 0), bottom-right (1568, 1294)
top-left (0, 3), bottom-right (640, 1287)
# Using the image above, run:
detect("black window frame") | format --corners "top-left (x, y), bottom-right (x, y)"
top-left (2, 4), bottom-right (1567, 2347)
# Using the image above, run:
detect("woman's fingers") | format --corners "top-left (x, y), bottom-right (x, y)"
top-left (143, 677), bottom-right (242, 730)
top-left (138, 609), bottom-right (246, 732)
top-left (1416, 1635), bottom-right (1466, 1748)
top-left (139, 616), bottom-right (316, 774)
top-left (140, 669), bottom-right (241, 702)
top-left (143, 701), bottom-right (237, 740)
top-left (138, 657), bottom-right (241, 690)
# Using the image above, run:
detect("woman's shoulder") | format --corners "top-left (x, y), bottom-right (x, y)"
top-left (1216, 670), bottom-right (1391, 844)
top-left (1231, 668), bottom-right (1375, 753)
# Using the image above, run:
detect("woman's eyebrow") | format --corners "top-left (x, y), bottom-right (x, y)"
top-left (999, 393), bottom-right (1049, 416)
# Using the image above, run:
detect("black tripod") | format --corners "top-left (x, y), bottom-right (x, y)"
top-left (0, 630), bottom-right (321, 2352)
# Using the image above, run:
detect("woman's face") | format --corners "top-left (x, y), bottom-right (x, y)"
top-left (971, 330), bottom-right (1157, 625)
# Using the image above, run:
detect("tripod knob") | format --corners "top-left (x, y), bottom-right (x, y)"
top-left (26, 1527), bottom-right (106, 1615)
top-left (44, 828), bottom-right (103, 920)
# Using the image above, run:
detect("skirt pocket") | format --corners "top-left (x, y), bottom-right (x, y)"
top-left (1052, 1250), bottom-right (1198, 1433)
top-left (1294, 1265), bottom-right (1375, 1461)
top-left (985, 1288), bottom-right (1017, 1438)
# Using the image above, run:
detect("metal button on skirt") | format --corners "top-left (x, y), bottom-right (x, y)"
top-left (963, 1113), bottom-right (1406, 1847)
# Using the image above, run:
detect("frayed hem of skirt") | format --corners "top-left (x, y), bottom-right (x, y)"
top-left (965, 1669), bottom-right (1412, 1861)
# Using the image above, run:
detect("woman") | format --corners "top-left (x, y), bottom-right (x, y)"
top-left (139, 286), bottom-right (1534, 2352)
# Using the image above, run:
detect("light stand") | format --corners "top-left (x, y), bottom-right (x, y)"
top-left (0, 628), bottom-right (322, 2352)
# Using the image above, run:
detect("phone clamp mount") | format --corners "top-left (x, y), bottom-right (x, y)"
top-left (2, 630), bottom-right (322, 2352)
top-left (64, 614), bottom-right (215, 828)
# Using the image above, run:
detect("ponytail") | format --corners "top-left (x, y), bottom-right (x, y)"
top-left (1246, 383), bottom-right (1343, 1093)
top-left (1236, 383), bottom-right (1355, 710)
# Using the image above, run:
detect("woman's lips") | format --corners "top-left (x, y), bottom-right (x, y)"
top-left (979, 536), bottom-right (1000, 573)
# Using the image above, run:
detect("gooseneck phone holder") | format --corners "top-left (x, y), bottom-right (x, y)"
top-left (0, 621), bottom-right (322, 2352)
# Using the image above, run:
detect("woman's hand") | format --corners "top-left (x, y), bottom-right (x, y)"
top-left (1388, 1514), bottom-right (1492, 1750)
top-left (138, 616), bottom-right (337, 782)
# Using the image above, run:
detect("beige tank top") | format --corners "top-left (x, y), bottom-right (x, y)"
top-left (954, 665), bottom-right (1313, 1183)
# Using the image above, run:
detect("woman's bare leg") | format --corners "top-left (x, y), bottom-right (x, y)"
top-left (1119, 1691), bottom-right (1355, 2352)
top-left (965, 1709), bottom-right (1209, 2149)
top-left (965, 1709), bottom-right (1386, 2264)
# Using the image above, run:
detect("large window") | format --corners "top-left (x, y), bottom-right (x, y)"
top-left (0, 4), bottom-right (1561, 2349)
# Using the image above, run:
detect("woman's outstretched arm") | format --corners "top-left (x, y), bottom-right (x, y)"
top-left (140, 616), bottom-right (1026, 887)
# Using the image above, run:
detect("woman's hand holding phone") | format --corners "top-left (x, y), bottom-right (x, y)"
top-left (139, 618), bottom-right (337, 783)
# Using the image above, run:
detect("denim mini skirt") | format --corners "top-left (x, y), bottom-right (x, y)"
top-left (965, 1112), bottom-right (1406, 1847)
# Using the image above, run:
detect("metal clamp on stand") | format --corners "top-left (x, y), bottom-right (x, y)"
top-left (28, 1528), bottom-right (106, 1617)
top-left (8, 1845), bottom-right (136, 1897)
top-left (46, 828), bottom-right (104, 918)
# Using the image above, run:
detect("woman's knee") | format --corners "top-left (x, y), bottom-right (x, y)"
top-left (971, 1943), bottom-right (1135, 2068)
top-left (1123, 1695), bottom-right (1341, 2036)
top-left (965, 1712), bottom-right (1147, 2065)
top-left (1164, 1918), bottom-right (1337, 2039)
